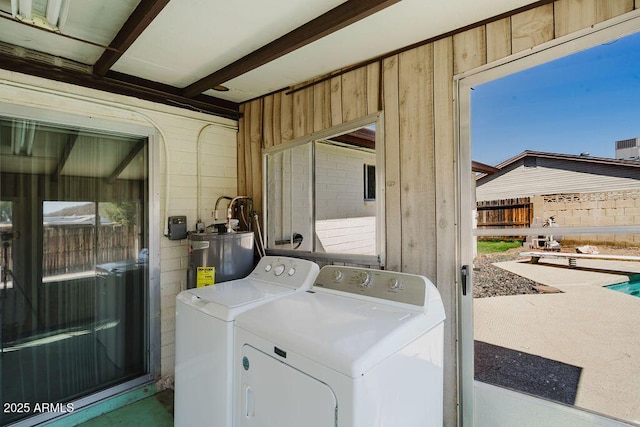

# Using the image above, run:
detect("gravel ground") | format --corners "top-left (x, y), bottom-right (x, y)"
top-left (473, 246), bottom-right (640, 298)
top-left (473, 248), bottom-right (539, 298)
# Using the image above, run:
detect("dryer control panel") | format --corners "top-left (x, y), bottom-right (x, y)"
top-left (247, 256), bottom-right (319, 289)
top-left (313, 265), bottom-right (430, 307)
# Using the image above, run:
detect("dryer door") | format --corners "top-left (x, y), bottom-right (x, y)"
top-left (240, 345), bottom-right (337, 427)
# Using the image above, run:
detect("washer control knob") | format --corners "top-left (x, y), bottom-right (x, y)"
top-left (355, 271), bottom-right (371, 289)
top-left (331, 270), bottom-right (344, 282)
top-left (264, 264), bottom-right (273, 272)
top-left (287, 267), bottom-right (296, 276)
top-left (274, 264), bottom-right (286, 276)
top-left (387, 278), bottom-right (401, 290)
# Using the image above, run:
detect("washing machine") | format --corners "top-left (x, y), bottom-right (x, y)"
top-left (233, 265), bottom-right (446, 427)
top-left (174, 256), bottom-right (319, 427)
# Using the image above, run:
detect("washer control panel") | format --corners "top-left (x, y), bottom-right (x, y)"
top-left (248, 256), bottom-right (319, 288)
top-left (313, 265), bottom-right (429, 307)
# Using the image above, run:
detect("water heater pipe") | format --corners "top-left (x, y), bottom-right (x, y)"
top-left (226, 196), bottom-right (252, 232)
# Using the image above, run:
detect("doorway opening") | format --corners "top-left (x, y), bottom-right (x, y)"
top-left (458, 17), bottom-right (640, 427)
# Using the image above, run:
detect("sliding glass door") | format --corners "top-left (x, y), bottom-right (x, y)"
top-left (0, 115), bottom-right (150, 425)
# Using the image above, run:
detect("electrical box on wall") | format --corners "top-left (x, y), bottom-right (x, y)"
top-left (167, 216), bottom-right (187, 240)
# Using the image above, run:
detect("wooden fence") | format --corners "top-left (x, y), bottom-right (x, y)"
top-left (476, 197), bottom-right (532, 237)
top-left (43, 224), bottom-right (137, 276)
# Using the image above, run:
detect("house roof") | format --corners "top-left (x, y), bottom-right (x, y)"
top-left (472, 160), bottom-right (501, 175)
top-left (0, 0), bottom-right (544, 119)
top-left (476, 150), bottom-right (640, 180)
top-left (475, 150), bottom-right (640, 201)
top-left (495, 150), bottom-right (640, 170)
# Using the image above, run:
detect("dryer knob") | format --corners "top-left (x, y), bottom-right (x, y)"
top-left (355, 271), bottom-right (371, 288)
top-left (264, 264), bottom-right (273, 272)
top-left (274, 264), bottom-right (286, 276)
top-left (287, 267), bottom-right (296, 276)
top-left (387, 278), bottom-right (401, 290)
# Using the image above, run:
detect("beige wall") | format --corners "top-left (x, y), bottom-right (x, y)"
top-left (535, 191), bottom-right (640, 246)
top-left (237, 1), bottom-right (638, 424)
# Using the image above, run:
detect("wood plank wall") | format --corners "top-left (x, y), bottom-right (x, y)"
top-left (237, 1), bottom-right (636, 423)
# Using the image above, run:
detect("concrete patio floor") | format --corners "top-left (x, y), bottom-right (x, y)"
top-left (474, 257), bottom-right (640, 424)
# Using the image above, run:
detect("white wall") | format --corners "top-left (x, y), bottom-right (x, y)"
top-left (315, 142), bottom-right (376, 220)
top-left (266, 141), bottom-right (377, 253)
top-left (0, 69), bottom-right (238, 385)
top-left (315, 143), bottom-right (377, 254)
top-left (315, 216), bottom-right (376, 255)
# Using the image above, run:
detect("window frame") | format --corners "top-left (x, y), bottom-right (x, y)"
top-left (262, 112), bottom-right (386, 266)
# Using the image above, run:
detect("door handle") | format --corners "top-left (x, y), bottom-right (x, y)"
top-left (461, 265), bottom-right (469, 296)
top-left (245, 385), bottom-right (254, 418)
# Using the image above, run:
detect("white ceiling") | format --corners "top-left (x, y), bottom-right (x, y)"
top-left (0, 0), bottom-right (539, 105)
top-left (0, 0), bottom-right (137, 64)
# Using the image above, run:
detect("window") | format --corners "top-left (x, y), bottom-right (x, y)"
top-left (264, 114), bottom-right (384, 263)
top-left (364, 164), bottom-right (376, 200)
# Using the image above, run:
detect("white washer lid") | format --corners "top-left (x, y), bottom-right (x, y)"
top-left (234, 289), bottom-right (445, 377)
top-left (177, 279), bottom-right (296, 321)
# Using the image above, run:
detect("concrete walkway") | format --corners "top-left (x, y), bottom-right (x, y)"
top-left (494, 257), bottom-right (640, 288)
top-left (474, 258), bottom-right (640, 424)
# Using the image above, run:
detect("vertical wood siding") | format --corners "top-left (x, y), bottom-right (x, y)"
top-left (511, 4), bottom-right (554, 53)
top-left (382, 55), bottom-right (402, 270)
top-left (236, 1), bottom-right (637, 423)
top-left (398, 44), bottom-right (436, 274)
top-left (486, 17), bottom-right (512, 62)
top-left (433, 36), bottom-right (457, 417)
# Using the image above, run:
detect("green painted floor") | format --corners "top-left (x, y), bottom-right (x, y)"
top-left (78, 390), bottom-right (174, 427)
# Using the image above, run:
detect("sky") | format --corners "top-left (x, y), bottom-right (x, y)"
top-left (43, 201), bottom-right (90, 214)
top-left (471, 30), bottom-right (640, 166)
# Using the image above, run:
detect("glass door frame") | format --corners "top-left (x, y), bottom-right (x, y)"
top-left (455, 11), bottom-right (640, 427)
top-left (0, 101), bottom-right (161, 426)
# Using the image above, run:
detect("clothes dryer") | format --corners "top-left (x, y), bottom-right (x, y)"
top-left (234, 265), bottom-right (445, 427)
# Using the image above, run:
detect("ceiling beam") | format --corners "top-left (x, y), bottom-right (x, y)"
top-left (105, 70), bottom-right (239, 113)
top-left (93, 0), bottom-right (172, 76)
top-left (52, 131), bottom-right (79, 182)
top-left (108, 138), bottom-right (147, 183)
top-left (180, 0), bottom-right (400, 98)
top-left (0, 50), bottom-right (240, 119)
